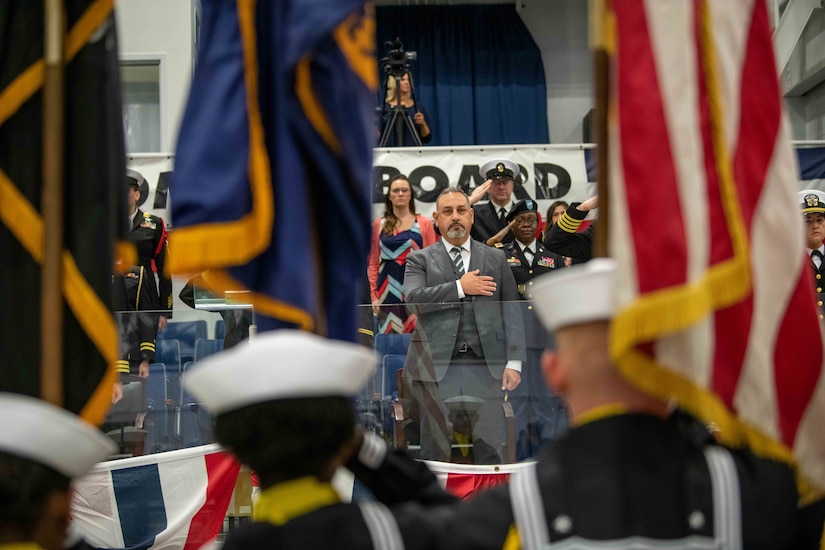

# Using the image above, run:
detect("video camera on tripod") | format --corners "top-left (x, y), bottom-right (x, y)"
top-left (382, 38), bottom-right (417, 78)
top-left (379, 38), bottom-right (422, 147)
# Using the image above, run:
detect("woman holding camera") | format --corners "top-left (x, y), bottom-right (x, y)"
top-left (379, 71), bottom-right (431, 146)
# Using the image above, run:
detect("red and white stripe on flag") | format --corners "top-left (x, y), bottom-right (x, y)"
top-left (422, 460), bottom-right (533, 500)
top-left (605, 0), bottom-right (825, 503)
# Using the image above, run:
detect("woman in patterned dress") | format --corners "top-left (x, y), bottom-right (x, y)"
top-left (368, 174), bottom-right (437, 333)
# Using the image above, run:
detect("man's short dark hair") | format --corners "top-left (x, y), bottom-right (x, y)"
top-left (0, 451), bottom-right (70, 532)
top-left (436, 187), bottom-right (469, 206)
top-left (214, 397), bottom-right (355, 488)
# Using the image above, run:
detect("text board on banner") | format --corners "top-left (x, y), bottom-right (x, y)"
top-left (125, 144), bottom-right (825, 227)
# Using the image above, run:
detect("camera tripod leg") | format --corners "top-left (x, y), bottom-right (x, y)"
top-left (378, 108), bottom-right (422, 147)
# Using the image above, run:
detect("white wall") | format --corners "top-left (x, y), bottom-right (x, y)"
top-left (116, 0), bottom-right (195, 152)
top-left (519, 0), bottom-right (593, 144)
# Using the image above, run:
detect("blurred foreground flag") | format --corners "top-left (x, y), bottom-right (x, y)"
top-left (170, 0), bottom-right (377, 341)
top-left (603, 0), bottom-right (825, 503)
top-left (0, 2), bottom-right (125, 422)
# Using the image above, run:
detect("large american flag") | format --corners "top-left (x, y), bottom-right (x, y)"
top-left (604, 0), bottom-right (825, 503)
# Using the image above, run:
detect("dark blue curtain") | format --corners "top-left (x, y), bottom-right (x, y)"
top-left (376, 5), bottom-right (549, 146)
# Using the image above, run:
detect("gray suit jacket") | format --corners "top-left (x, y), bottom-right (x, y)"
top-left (403, 239), bottom-right (526, 381)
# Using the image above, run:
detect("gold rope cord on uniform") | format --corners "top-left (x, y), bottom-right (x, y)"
top-left (608, 0), bottom-right (813, 503)
top-left (0, 0), bottom-right (120, 426)
top-left (167, 0), bottom-right (274, 275)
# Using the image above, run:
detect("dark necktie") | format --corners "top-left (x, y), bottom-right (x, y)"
top-left (812, 250), bottom-right (823, 268)
top-left (451, 247), bottom-right (465, 276)
top-left (523, 246), bottom-right (534, 265)
top-left (498, 207), bottom-right (507, 225)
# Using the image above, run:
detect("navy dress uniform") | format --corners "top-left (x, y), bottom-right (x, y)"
top-left (543, 201), bottom-right (594, 262)
top-left (184, 331), bottom-right (461, 550)
top-left (129, 210), bottom-right (172, 316)
top-left (800, 189), bottom-right (825, 319)
top-left (416, 260), bottom-right (823, 549)
top-left (471, 159), bottom-right (519, 245)
top-left (502, 199), bottom-right (568, 458)
top-left (444, 395), bottom-right (501, 465)
top-left (112, 266), bottom-right (157, 375)
top-left (127, 172), bottom-right (172, 321)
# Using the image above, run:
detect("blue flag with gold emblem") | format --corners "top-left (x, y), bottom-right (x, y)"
top-left (170, 0), bottom-right (376, 341)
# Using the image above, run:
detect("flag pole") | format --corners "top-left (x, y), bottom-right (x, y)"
top-left (40, 0), bottom-right (66, 407)
top-left (589, 0), bottom-right (610, 259)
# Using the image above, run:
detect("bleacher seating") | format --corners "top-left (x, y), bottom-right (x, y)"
top-left (157, 320), bottom-right (208, 363)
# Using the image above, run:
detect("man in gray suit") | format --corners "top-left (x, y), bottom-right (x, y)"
top-left (403, 187), bottom-right (525, 462)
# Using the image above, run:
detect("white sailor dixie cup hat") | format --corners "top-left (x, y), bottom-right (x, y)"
top-left (529, 258), bottom-right (617, 332)
top-left (184, 330), bottom-right (377, 416)
top-left (444, 395), bottom-right (485, 414)
top-left (0, 392), bottom-right (116, 478)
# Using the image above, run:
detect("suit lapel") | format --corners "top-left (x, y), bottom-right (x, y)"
top-left (468, 239), bottom-right (484, 273)
top-left (432, 243), bottom-right (456, 280)
top-left (486, 202), bottom-right (503, 230)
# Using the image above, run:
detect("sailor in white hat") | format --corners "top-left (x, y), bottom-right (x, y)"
top-left (184, 330), bottom-right (459, 549)
top-left (443, 395), bottom-right (500, 465)
top-left (422, 258), bottom-right (822, 549)
top-left (800, 189), bottom-right (825, 319)
top-left (0, 393), bottom-right (115, 550)
top-left (471, 159), bottom-right (520, 245)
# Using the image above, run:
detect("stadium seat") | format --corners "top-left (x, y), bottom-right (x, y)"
top-left (194, 338), bottom-right (224, 362)
top-left (381, 354), bottom-right (405, 402)
top-left (179, 362), bottom-right (214, 448)
top-left (156, 339), bottom-right (182, 377)
top-left (104, 375), bottom-right (148, 457)
top-left (374, 333), bottom-right (412, 357)
top-left (157, 320), bottom-right (208, 363)
top-left (145, 363), bottom-right (178, 453)
top-left (214, 319), bottom-right (225, 342)
top-left (380, 354), bottom-right (406, 443)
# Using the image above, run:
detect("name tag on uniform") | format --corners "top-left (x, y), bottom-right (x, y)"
top-left (507, 257), bottom-right (521, 267)
top-left (537, 256), bottom-right (555, 268)
top-left (140, 219), bottom-right (157, 230)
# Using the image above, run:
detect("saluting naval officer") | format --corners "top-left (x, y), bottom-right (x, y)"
top-left (800, 189), bottom-right (825, 320)
top-left (126, 170), bottom-right (172, 330)
top-left (542, 194), bottom-right (598, 262)
top-left (184, 330), bottom-right (460, 549)
top-left (470, 159), bottom-right (520, 245)
top-left (426, 259), bottom-right (825, 549)
top-left (501, 199), bottom-right (567, 459)
top-left (0, 393), bottom-right (115, 550)
top-left (444, 395), bottom-right (501, 465)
